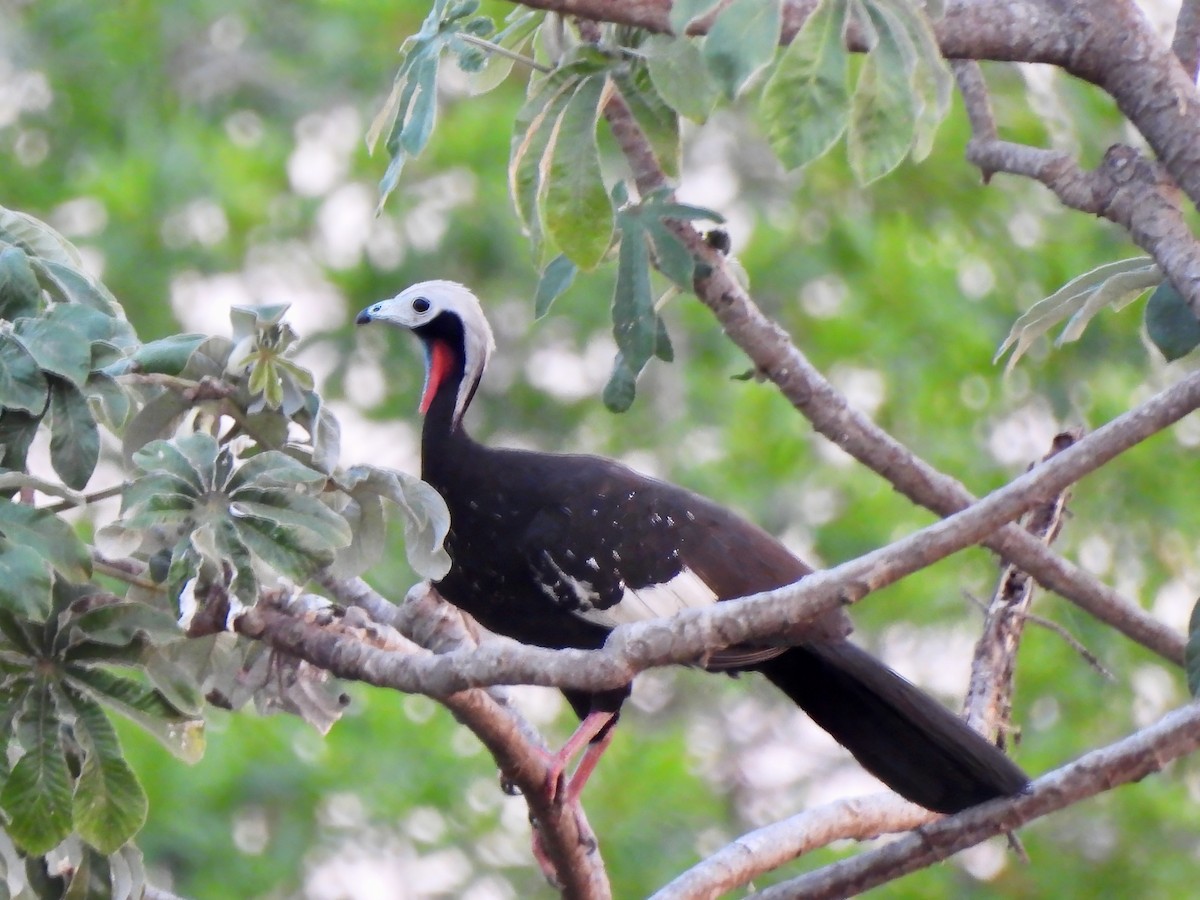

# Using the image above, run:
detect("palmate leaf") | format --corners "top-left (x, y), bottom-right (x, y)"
top-left (104, 333), bottom-right (206, 378)
top-left (703, 0), bottom-right (783, 98)
top-left (761, 0), bottom-right (851, 170)
top-left (542, 74), bottom-right (614, 271)
top-left (1, 680), bottom-right (72, 855)
top-left (60, 688), bottom-right (147, 854)
top-left (57, 601), bottom-right (182, 656)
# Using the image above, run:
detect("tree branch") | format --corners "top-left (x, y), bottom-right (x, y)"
top-left (598, 74), bottom-right (1186, 667)
top-left (744, 701), bottom-right (1200, 899)
top-left (239, 589), bottom-right (612, 899)
top-left (238, 365), bottom-right (1198, 698)
top-left (964, 431), bottom-right (1076, 743)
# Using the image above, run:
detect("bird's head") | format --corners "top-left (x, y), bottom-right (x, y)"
top-left (355, 280), bottom-right (495, 430)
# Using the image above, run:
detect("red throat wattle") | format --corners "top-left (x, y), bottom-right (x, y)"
top-left (421, 339), bottom-right (456, 414)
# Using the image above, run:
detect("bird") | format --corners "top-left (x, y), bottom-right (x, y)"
top-left (355, 280), bottom-right (1030, 815)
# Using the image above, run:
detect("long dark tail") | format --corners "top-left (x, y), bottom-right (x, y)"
top-left (756, 641), bottom-right (1029, 814)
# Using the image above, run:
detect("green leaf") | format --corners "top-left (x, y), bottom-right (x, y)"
top-left (1145, 280), bottom-right (1200, 361)
top-left (510, 62), bottom-right (600, 249)
top-left (11, 317), bottom-right (91, 388)
top-left (1058, 268), bottom-right (1161, 345)
top-left (995, 257), bottom-right (1159, 369)
top-left (327, 490), bottom-right (385, 579)
top-left (0, 246), bottom-right (41, 321)
top-left (84, 372), bottom-right (132, 431)
top-left (614, 66), bottom-right (681, 179)
top-left (62, 689), bottom-right (147, 854)
top-left (28, 259), bottom-right (122, 317)
top-left (464, 8), bottom-right (541, 94)
top-left (229, 490), bottom-right (352, 551)
top-left (0, 499), bottom-right (91, 582)
top-left (644, 35), bottom-right (720, 124)
top-left (233, 514), bottom-right (333, 581)
top-left (64, 666), bottom-right (203, 763)
top-left (1186, 596), bottom-right (1200, 697)
top-left (602, 352), bottom-right (638, 413)
top-left (761, 0), bottom-right (851, 170)
top-left (339, 466), bottom-right (451, 579)
top-left (670, 0), bottom-right (722, 32)
top-left (703, 0), bottom-right (782, 98)
top-left (847, 6), bottom-right (917, 183)
top-left (104, 333), bottom-right (206, 377)
top-left (646, 219), bottom-right (696, 290)
top-left (60, 601), bottom-right (182, 655)
top-left (171, 432), bottom-right (220, 491)
top-left (0, 206), bottom-right (82, 268)
top-left (0, 334), bottom-right (49, 414)
top-left (0, 541), bottom-right (52, 621)
top-left (1, 680), bottom-right (73, 855)
top-left (541, 74), bottom-right (614, 271)
top-left (293, 392), bottom-right (341, 475)
top-left (534, 254), bottom-right (578, 318)
top-left (226, 450), bottom-right (328, 491)
top-left (0, 409), bottom-right (40, 474)
top-left (612, 210), bottom-right (655, 368)
top-left (48, 380), bottom-right (99, 491)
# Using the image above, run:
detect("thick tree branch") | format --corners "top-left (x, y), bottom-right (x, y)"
top-left (240, 590), bottom-right (611, 900)
top-left (598, 80), bottom-right (1185, 667)
top-left (239, 367), bottom-right (1199, 699)
top-left (745, 701), bottom-right (1200, 899)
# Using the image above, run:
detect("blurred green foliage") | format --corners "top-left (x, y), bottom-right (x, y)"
top-left (3, 1), bottom-right (1198, 897)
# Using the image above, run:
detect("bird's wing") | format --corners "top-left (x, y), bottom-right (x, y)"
top-left (517, 457), bottom-right (846, 669)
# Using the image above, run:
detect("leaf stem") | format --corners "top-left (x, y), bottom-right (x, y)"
top-left (458, 33), bottom-right (553, 73)
top-left (43, 484), bottom-right (125, 514)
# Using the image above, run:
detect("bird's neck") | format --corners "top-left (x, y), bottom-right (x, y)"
top-left (419, 335), bottom-right (482, 478)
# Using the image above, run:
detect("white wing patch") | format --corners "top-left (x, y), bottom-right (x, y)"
top-left (574, 566), bottom-right (718, 628)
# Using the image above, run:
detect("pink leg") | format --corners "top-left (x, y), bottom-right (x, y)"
top-left (544, 710), bottom-right (616, 803)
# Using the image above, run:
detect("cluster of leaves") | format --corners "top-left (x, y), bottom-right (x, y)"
top-left (0, 208), bottom-right (452, 894)
top-left (368, 0), bottom-right (951, 412)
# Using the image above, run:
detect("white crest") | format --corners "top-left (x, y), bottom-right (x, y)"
top-left (358, 280), bottom-right (495, 428)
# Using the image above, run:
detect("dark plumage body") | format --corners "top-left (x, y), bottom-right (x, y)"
top-left (358, 282), bottom-right (1030, 814)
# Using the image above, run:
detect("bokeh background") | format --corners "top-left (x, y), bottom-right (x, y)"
top-left (2, 1), bottom-right (1197, 896)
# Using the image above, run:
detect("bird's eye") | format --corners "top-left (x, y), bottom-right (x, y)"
top-left (412, 297), bottom-right (431, 314)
